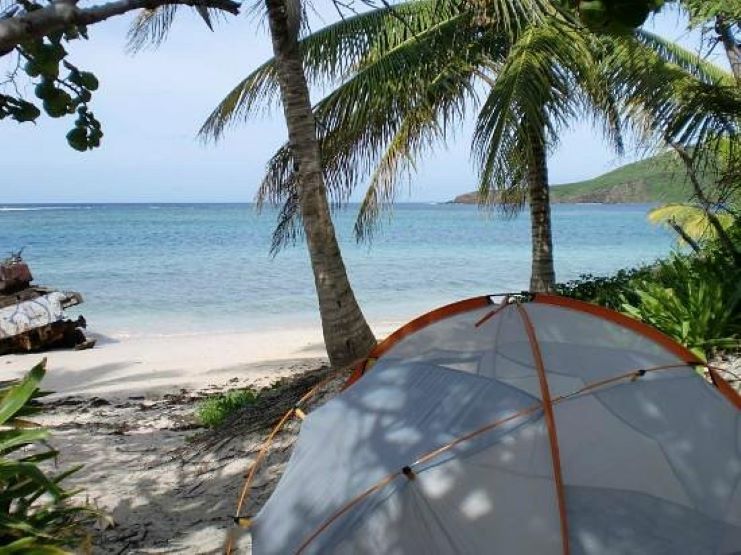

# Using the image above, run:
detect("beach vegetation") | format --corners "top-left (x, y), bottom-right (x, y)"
top-left (555, 266), bottom-right (653, 310)
top-left (558, 136), bottom-right (740, 358)
top-left (196, 388), bottom-right (259, 428)
top-left (0, 359), bottom-right (97, 552)
top-left (559, 239), bottom-right (741, 359)
top-left (621, 253), bottom-right (741, 359)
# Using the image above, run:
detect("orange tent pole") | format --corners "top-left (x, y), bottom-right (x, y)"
top-left (516, 302), bottom-right (570, 555)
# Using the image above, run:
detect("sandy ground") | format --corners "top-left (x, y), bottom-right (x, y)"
top-left (1, 328), bottom-right (333, 399)
top-left (1, 324), bottom-right (398, 554)
top-left (37, 360), bottom-right (334, 554)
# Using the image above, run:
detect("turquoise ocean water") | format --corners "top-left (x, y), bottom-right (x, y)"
top-left (1, 203), bottom-right (676, 337)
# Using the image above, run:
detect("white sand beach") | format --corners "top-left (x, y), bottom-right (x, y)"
top-left (2, 322), bottom-right (401, 553)
top-left (2, 321), bottom-right (401, 399)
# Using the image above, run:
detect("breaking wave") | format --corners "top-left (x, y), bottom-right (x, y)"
top-left (0, 206), bottom-right (90, 212)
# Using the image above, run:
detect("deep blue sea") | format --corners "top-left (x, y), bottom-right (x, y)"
top-left (0, 203), bottom-right (676, 337)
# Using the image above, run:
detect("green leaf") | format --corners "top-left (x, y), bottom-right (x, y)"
top-left (0, 428), bottom-right (49, 455)
top-left (0, 461), bottom-right (62, 499)
top-left (0, 537), bottom-right (68, 554)
top-left (0, 361), bottom-right (46, 426)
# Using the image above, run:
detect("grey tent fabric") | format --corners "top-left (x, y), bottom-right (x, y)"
top-left (251, 299), bottom-right (741, 554)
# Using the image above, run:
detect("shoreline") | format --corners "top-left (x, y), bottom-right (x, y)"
top-left (1, 321), bottom-right (401, 400)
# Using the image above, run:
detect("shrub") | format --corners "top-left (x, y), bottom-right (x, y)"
top-left (0, 360), bottom-right (96, 552)
top-left (621, 254), bottom-right (741, 359)
top-left (555, 266), bottom-right (654, 310)
top-left (557, 243), bottom-right (741, 359)
top-left (196, 388), bottom-right (259, 428)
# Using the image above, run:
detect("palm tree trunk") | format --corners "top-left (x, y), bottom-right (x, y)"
top-left (264, 0), bottom-right (376, 368)
top-left (526, 123), bottom-right (556, 292)
top-left (715, 15), bottom-right (741, 83)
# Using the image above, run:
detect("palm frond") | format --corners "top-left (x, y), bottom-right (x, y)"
top-left (353, 57), bottom-right (482, 240)
top-left (464, 0), bottom-right (553, 37)
top-left (200, 0), bottom-right (463, 140)
top-left (257, 10), bottom-right (499, 248)
top-left (571, 36), bottom-right (625, 156)
top-left (200, 58), bottom-right (281, 141)
top-left (270, 189), bottom-right (303, 255)
top-left (605, 36), bottom-right (739, 168)
top-left (255, 9), bottom-right (479, 204)
top-left (126, 5), bottom-right (228, 52)
top-left (635, 30), bottom-right (734, 85)
top-left (127, 6), bottom-right (179, 52)
top-left (472, 21), bottom-right (588, 205)
top-left (648, 203), bottom-right (734, 243)
top-left (199, 0), bottom-right (554, 142)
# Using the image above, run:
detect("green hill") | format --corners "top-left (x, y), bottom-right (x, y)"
top-left (452, 151), bottom-right (707, 204)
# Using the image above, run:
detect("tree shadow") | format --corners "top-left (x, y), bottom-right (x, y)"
top-left (242, 303), bottom-right (741, 554)
top-left (43, 303), bottom-right (741, 554)
top-left (52, 416), bottom-right (275, 553)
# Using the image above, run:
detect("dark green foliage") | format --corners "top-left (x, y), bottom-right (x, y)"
top-left (576, 0), bottom-right (664, 35)
top-left (555, 266), bottom-right (654, 310)
top-left (0, 360), bottom-right (97, 551)
top-left (196, 389), bottom-right (259, 428)
top-left (0, 10), bottom-right (102, 151)
top-left (622, 254), bottom-right (741, 359)
top-left (41, 89), bottom-right (73, 118)
top-left (65, 128), bottom-right (87, 152)
top-left (77, 72), bottom-right (99, 92)
top-left (0, 96), bottom-right (40, 123)
top-left (64, 107), bottom-right (103, 151)
top-left (557, 240), bottom-right (741, 359)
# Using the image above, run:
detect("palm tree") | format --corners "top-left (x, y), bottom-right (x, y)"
top-left (203, 4), bottom-right (607, 292)
top-left (129, 0), bottom-right (377, 368)
top-left (259, 0), bottom-right (377, 368)
top-left (202, 0), bottom-right (732, 293)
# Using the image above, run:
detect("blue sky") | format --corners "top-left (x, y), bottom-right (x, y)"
top-left (1, 4), bottom-right (727, 203)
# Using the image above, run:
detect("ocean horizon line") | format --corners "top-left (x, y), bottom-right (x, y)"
top-left (1, 200), bottom-right (659, 208)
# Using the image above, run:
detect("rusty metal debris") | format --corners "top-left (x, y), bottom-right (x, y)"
top-left (0, 252), bottom-right (94, 355)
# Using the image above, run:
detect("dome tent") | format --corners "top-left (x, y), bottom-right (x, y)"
top-left (249, 294), bottom-right (741, 554)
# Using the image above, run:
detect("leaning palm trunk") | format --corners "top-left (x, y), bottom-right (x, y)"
top-left (526, 121), bottom-right (555, 292)
top-left (264, 0), bottom-right (376, 367)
